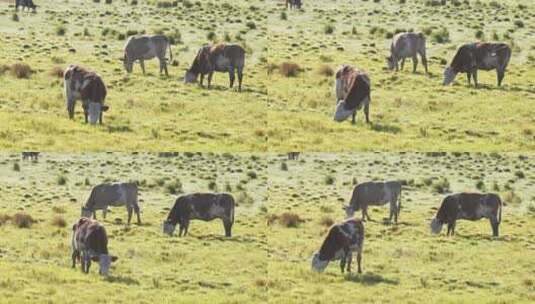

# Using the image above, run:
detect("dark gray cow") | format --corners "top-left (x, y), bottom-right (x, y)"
top-left (16, 0), bottom-right (37, 12)
top-left (71, 218), bottom-right (118, 276)
top-left (286, 0), bottom-right (302, 9)
top-left (81, 182), bottom-right (141, 225)
top-left (163, 193), bottom-right (235, 237)
top-left (443, 42), bottom-right (511, 87)
top-left (122, 35), bottom-right (173, 76)
top-left (333, 65), bottom-right (371, 124)
top-left (184, 44), bottom-right (245, 91)
top-left (311, 218), bottom-right (364, 274)
top-left (430, 192), bottom-right (502, 237)
top-left (21, 152), bottom-right (39, 161)
top-left (64, 65), bottom-right (109, 124)
top-left (343, 181), bottom-right (402, 223)
top-left (387, 32), bottom-right (428, 74)
top-left (287, 152), bottom-right (300, 160)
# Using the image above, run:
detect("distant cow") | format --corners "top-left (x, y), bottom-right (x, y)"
top-left (286, 0), bottom-right (301, 9)
top-left (287, 152), bottom-right (300, 160)
top-left (311, 218), bottom-right (364, 274)
top-left (21, 152), bottom-right (39, 161)
top-left (387, 32), bottom-right (428, 74)
top-left (333, 65), bottom-right (371, 124)
top-left (64, 65), bottom-right (109, 124)
top-left (15, 0), bottom-right (37, 12)
top-left (122, 35), bottom-right (173, 76)
top-left (81, 182), bottom-right (141, 225)
top-left (430, 192), bottom-right (502, 237)
top-left (163, 193), bottom-right (235, 237)
top-left (443, 42), bottom-right (511, 87)
top-left (184, 44), bottom-right (245, 91)
top-left (343, 181), bottom-right (402, 223)
top-left (71, 218), bottom-right (118, 276)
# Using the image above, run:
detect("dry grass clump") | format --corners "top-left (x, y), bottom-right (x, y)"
top-left (279, 62), bottom-right (301, 77)
top-left (12, 213), bottom-right (35, 228)
top-left (267, 212), bottom-right (304, 228)
top-left (10, 63), bottom-right (32, 79)
top-left (317, 65), bottom-right (334, 77)
top-left (51, 215), bottom-right (67, 228)
top-left (319, 216), bottom-right (334, 227)
top-left (49, 66), bottom-right (64, 78)
top-left (0, 213), bottom-right (11, 226)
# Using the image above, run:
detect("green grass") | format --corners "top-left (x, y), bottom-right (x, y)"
top-left (267, 0), bottom-right (535, 151)
top-left (0, 152), bottom-right (268, 303)
top-left (0, 0), bottom-right (268, 151)
top-left (267, 152), bottom-right (535, 303)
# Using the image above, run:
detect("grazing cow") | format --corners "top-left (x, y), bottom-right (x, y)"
top-left (343, 181), bottom-right (402, 223)
top-left (286, 0), bottom-right (302, 9)
top-left (81, 182), bottom-right (141, 225)
top-left (15, 0), bottom-right (37, 12)
top-left (71, 218), bottom-right (118, 276)
top-left (430, 192), bottom-right (502, 237)
top-left (333, 65), bottom-right (371, 124)
top-left (387, 32), bottom-right (428, 74)
top-left (311, 218), bottom-right (364, 274)
top-left (21, 152), bottom-right (39, 161)
top-left (184, 44), bottom-right (245, 91)
top-left (64, 65), bottom-right (109, 124)
top-left (122, 35), bottom-right (173, 76)
top-left (287, 152), bottom-right (300, 160)
top-left (443, 42), bottom-right (511, 87)
top-left (163, 193), bottom-right (235, 237)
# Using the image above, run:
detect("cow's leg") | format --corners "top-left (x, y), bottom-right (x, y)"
top-left (357, 251), bottom-right (362, 273)
top-left (102, 208), bottom-right (107, 220)
top-left (72, 250), bottom-right (78, 268)
top-left (127, 206), bottom-right (133, 225)
top-left (472, 70), bottom-right (478, 88)
top-left (158, 58), bottom-right (163, 75)
top-left (364, 103), bottom-right (370, 124)
top-left (178, 224), bottom-right (184, 237)
top-left (447, 223), bottom-right (452, 236)
top-left (133, 202), bottom-right (141, 225)
top-left (237, 66), bottom-right (243, 92)
top-left (82, 101), bottom-right (89, 123)
top-left (140, 59), bottom-right (146, 75)
top-left (223, 219), bottom-right (233, 237)
top-left (207, 72), bottom-right (213, 89)
top-left (450, 222), bottom-right (456, 236)
top-left (399, 58), bottom-right (404, 71)
top-left (183, 220), bottom-right (190, 236)
top-left (412, 55), bottom-right (418, 73)
top-left (346, 252), bottom-right (352, 273)
top-left (200, 74), bottom-right (205, 87)
top-left (229, 66), bottom-right (235, 89)
top-left (490, 216), bottom-right (499, 237)
top-left (361, 208), bottom-right (366, 222)
top-left (163, 59), bottom-right (169, 77)
top-left (351, 110), bottom-right (356, 125)
top-left (340, 251), bottom-right (347, 273)
top-left (467, 73), bottom-right (472, 85)
top-left (420, 51), bottom-right (428, 74)
top-left (497, 69), bottom-right (505, 87)
top-left (92, 211), bottom-right (97, 220)
top-left (364, 206), bottom-right (372, 221)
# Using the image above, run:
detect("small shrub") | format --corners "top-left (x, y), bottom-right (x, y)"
top-left (324, 24), bottom-right (335, 35)
top-left (165, 179), bottom-right (183, 194)
top-left (475, 30), bottom-right (484, 39)
top-left (49, 66), bottom-right (64, 78)
top-left (279, 212), bottom-right (303, 228)
top-left (324, 175), bottom-right (335, 185)
top-left (51, 216), bottom-right (67, 228)
top-left (52, 206), bottom-right (66, 214)
top-left (208, 180), bottom-right (217, 191)
top-left (280, 12), bottom-right (287, 20)
top-left (319, 216), bottom-right (334, 227)
top-left (237, 191), bottom-right (254, 206)
top-left (0, 214), bottom-right (11, 226)
top-left (432, 28), bottom-right (450, 43)
top-left (13, 213), bottom-right (35, 228)
top-left (279, 62), bottom-right (300, 77)
top-left (10, 63), bottom-right (32, 79)
top-left (56, 25), bottom-right (66, 36)
top-left (13, 162), bottom-right (20, 171)
top-left (247, 171), bottom-right (257, 179)
top-left (514, 20), bottom-right (524, 28)
top-left (105, 0), bottom-right (112, 3)
top-left (225, 182), bottom-right (232, 192)
top-left (514, 171), bottom-right (525, 179)
top-left (57, 175), bottom-right (67, 186)
top-left (246, 21), bottom-right (256, 30)
top-left (475, 180), bottom-right (485, 190)
top-left (317, 65), bottom-right (334, 77)
top-left (280, 162), bottom-right (288, 171)
top-left (206, 31), bottom-right (216, 41)
top-left (12, 13), bottom-right (19, 22)
top-left (431, 178), bottom-right (450, 194)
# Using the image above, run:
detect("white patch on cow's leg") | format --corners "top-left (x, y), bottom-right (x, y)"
top-left (335, 78), bottom-right (344, 101)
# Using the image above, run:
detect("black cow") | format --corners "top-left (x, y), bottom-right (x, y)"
top-left (16, 0), bottom-right (37, 12)
top-left (163, 193), bottom-right (235, 237)
top-left (333, 65), bottom-right (371, 124)
top-left (286, 0), bottom-right (302, 9)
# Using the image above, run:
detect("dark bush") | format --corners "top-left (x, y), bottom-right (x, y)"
top-left (13, 213), bottom-right (35, 228)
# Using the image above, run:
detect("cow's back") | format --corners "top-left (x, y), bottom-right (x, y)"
top-left (392, 32), bottom-right (425, 57)
top-left (74, 219), bottom-right (108, 254)
top-left (354, 182), bottom-right (386, 205)
top-left (124, 35), bottom-right (167, 59)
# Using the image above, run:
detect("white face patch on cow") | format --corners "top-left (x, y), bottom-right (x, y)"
top-left (443, 67), bottom-right (456, 85)
top-left (163, 221), bottom-right (176, 236)
top-left (430, 218), bottom-right (443, 234)
top-left (99, 254), bottom-right (112, 276)
top-left (81, 206), bottom-right (92, 218)
top-left (184, 71), bottom-right (197, 83)
top-left (343, 205), bottom-right (355, 218)
top-left (334, 78), bottom-right (345, 101)
top-left (333, 100), bottom-right (355, 122)
top-left (311, 252), bottom-right (329, 273)
top-left (87, 102), bottom-right (102, 125)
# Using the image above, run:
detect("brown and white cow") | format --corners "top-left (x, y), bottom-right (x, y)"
top-left (430, 192), bottom-right (502, 237)
top-left (64, 65), bottom-right (109, 124)
top-left (16, 0), bottom-right (37, 12)
top-left (184, 44), bottom-right (245, 91)
top-left (21, 151), bottom-right (39, 161)
top-left (311, 218), bottom-right (364, 274)
top-left (163, 193), bottom-right (235, 237)
top-left (333, 65), bottom-right (371, 124)
top-left (286, 0), bottom-right (302, 9)
top-left (287, 152), bottom-right (300, 160)
top-left (71, 218), bottom-right (118, 276)
top-left (443, 42), bottom-right (511, 87)
top-left (81, 182), bottom-right (141, 225)
top-left (122, 35), bottom-right (173, 76)
top-left (387, 32), bottom-right (428, 74)
top-left (343, 181), bottom-right (402, 223)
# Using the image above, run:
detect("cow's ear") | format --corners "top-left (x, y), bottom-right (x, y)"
top-left (111, 256), bottom-right (118, 262)
top-left (91, 256), bottom-right (100, 262)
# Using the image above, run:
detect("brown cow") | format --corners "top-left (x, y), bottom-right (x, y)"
top-left (71, 218), bottom-right (118, 276)
top-left (311, 218), bottom-right (364, 274)
top-left (64, 65), bottom-right (109, 124)
top-left (184, 44), bottom-right (245, 91)
top-left (333, 65), bottom-right (371, 124)
top-left (430, 192), bottom-right (502, 237)
top-left (443, 42), bottom-right (511, 87)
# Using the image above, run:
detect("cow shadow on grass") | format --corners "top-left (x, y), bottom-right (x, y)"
top-left (193, 234), bottom-right (260, 244)
top-left (369, 122), bottom-right (401, 134)
top-left (195, 84), bottom-right (265, 95)
top-left (104, 275), bottom-right (140, 285)
top-left (344, 272), bottom-right (399, 285)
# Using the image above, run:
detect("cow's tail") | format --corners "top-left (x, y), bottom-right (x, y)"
top-left (230, 196), bottom-right (235, 225)
top-left (498, 197), bottom-right (502, 224)
top-left (397, 189), bottom-right (402, 217)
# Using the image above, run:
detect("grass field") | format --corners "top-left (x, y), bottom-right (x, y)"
top-left (267, 0), bottom-right (535, 151)
top-left (0, 152), bottom-right (268, 303)
top-left (267, 152), bottom-right (535, 303)
top-left (0, 0), bottom-right (268, 151)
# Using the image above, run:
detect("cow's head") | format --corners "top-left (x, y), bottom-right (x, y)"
top-left (430, 218), bottom-right (443, 234)
top-left (162, 220), bottom-right (176, 236)
top-left (342, 205), bottom-right (356, 218)
top-left (386, 56), bottom-right (396, 70)
top-left (311, 252), bottom-right (329, 273)
top-left (81, 206), bottom-right (92, 218)
top-left (442, 67), bottom-right (457, 85)
top-left (122, 54), bottom-right (133, 73)
top-left (87, 102), bottom-right (109, 125)
top-left (184, 70), bottom-right (198, 83)
top-left (91, 254), bottom-right (118, 276)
